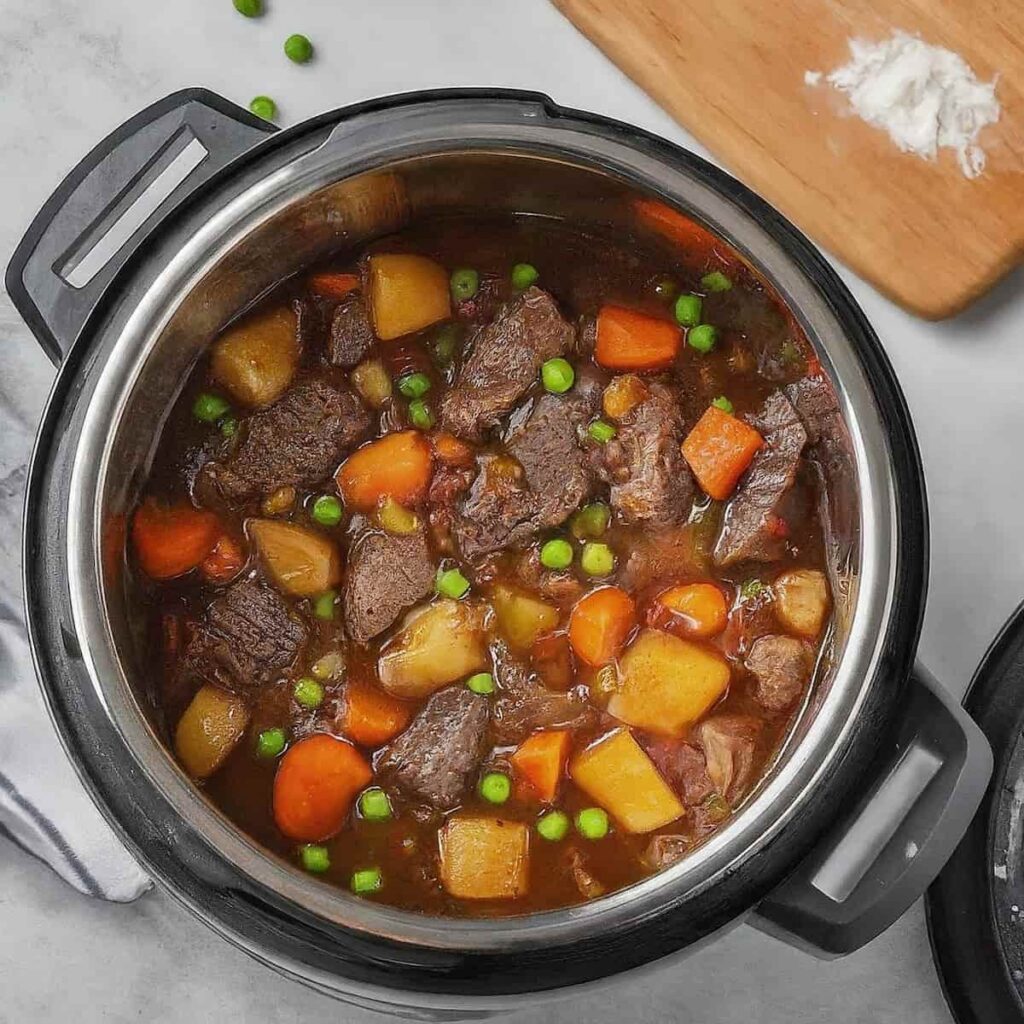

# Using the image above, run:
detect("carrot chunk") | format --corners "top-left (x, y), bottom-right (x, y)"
top-left (336, 430), bottom-right (433, 512)
top-left (568, 586), bottom-right (637, 668)
top-left (681, 405), bottom-right (764, 501)
top-left (595, 305), bottom-right (681, 371)
top-left (132, 499), bottom-right (220, 580)
top-left (272, 734), bottom-right (372, 842)
top-left (511, 730), bottom-right (571, 803)
top-left (633, 197), bottom-right (723, 265)
top-left (340, 681), bottom-right (413, 747)
top-left (657, 583), bottom-right (729, 639)
top-left (309, 272), bottom-right (360, 300)
top-left (200, 534), bottom-right (246, 583)
top-left (431, 430), bottom-right (475, 467)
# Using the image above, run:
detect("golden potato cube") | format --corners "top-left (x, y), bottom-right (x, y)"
top-left (774, 568), bottom-right (830, 638)
top-left (570, 728), bottom-right (684, 834)
top-left (608, 629), bottom-right (730, 737)
top-left (211, 305), bottom-right (299, 407)
top-left (378, 600), bottom-right (488, 699)
top-left (368, 254), bottom-right (451, 341)
top-left (491, 582), bottom-right (560, 651)
top-left (439, 817), bottom-right (530, 899)
top-left (248, 519), bottom-right (341, 597)
top-left (174, 686), bottom-right (250, 779)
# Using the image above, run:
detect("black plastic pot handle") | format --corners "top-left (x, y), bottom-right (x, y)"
top-left (753, 663), bottom-right (992, 957)
top-left (5, 88), bottom-right (275, 366)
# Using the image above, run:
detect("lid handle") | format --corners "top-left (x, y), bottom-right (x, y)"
top-left (753, 663), bottom-right (992, 957)
top-left (5, 89), bottom-right (275, 365)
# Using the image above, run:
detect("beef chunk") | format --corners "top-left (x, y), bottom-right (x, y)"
top-left (697, 715), bottom-right (762, 802)
top-left (452, 391), bottom-right (596, 559)
top-left (376, 686), bottom-right (489, 809)
top-left (491, 654), bottom-right (594, 744)
top-left (642, 835), bottom-right (690, 871)
top-left (427, 464), bottom-right (474, 555)
top-left (342, 523), bottom-right (435, 644)
top-left (327, 294), bottom-right (375, 369)
top-left (713, 390), bottom-right (808, 566)
top-left (514, 548), bottom-right (584, 608)
top-left (182, 579), bottom-right (307, 694)
top-left (568, 848), bottom-right (605, 898)
top-left (440, 287), bottom-right (574, 440)
top-left (595, 383), bottom-right (694, 526)
top-left (294, 297), bottom-right (325, 352)
top-left (746, 634), bottom-right (811, 711)
top-left (621, 524), bottom-right (704, 593)
top-left (202, 378), bottom-right (371, 503)
top-left (644, 739), bottom-right (716, 806)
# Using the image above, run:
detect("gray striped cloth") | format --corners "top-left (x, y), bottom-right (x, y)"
top-left (0, 314), bottom-right (150, 902)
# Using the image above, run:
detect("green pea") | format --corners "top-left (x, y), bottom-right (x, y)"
top-left (436, 567), bottom-right (470, 599)
top-left (466, 672), bottom-right (495, 695)
top-left (293, 677), bottom-right (324, 710)
top-left (351, 867), bottom-right (383, 894)
top-left (536, 810), bottom-right (570, 842)
top-left (701, 270), bottom-right (732, 292)
top-left (256, 727), bottom-right (286, 759)
top-left (431, 323), bottom-right (460, 366)
top-left (408, 398), bottom-right (435, 430)
top-left (249, 96), bottom-right (276, 121)
top-left (311, 494), bottom-right (343, 527)
top-left (284, 33), bottom-right (314, 63)
top-left (570, 502), bottom-right (610, 540)
top-left (511, 263), bottom-right (539, 290)
top-left (540, 538), bottom-right (574, 570)
top-left (450, 268), bottom-right (479, 301)
top-left (233, 0), bottom-right (262, 16)
top-left (588, 420), bottom-right (616, 444)
top-left (581, 542), bottom-right (615, 577)
top-left (541, 357), bottom-right (575, 394)
top-left (740, 578), bottom-right (765, 600)
top-left (479, 772), bottom-right (511, 805)
top-left (653, 276), bottom-right (678, 301)
top-left (711, 395), bottom-right (734, 414)
top-left (687, 324), bottom-right (718, 354)
top-left (358, 787), bottom-right (392, 822)
top-left (193, 392), bottom-right (230, 423)
top-left (575, 807), bottom-right (609, 840)
top-left (300, 844), bottom-right (330, 873)
top-left (219, 416), bottom-right (238, 438)
top-left (673, 293), bottom-right (703, 327)
top-left (397, 372), bottom-right (431, 399)
top-left (313, 590), bottom-right (337, 621)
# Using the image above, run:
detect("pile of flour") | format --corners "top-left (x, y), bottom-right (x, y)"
top-left (807, 30), bottom-right (1001, 178)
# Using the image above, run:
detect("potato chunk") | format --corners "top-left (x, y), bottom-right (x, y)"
top-left (211, 305), bottom-right (299, 407)
top-left (570, 728), bottom-right (684, 833)
top-left (439, 817), bottom-right (530, 899)
top-left (774, 569), bottom-right (830, 638)
top-left (378, 600), bottom-right (488, 699)
top-left (174, 686), bottom-right (250, 779)
top-left (368, 254), bottom-right (451, 341)
top-left (248, 519), bottom-right (341, 597)
top-left (608, 629), bottom-right (730, 736)
top-left (491, 582), bottom-right (560, 651)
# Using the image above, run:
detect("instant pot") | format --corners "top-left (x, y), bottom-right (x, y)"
top-left (6, 89), bottom-right (991, 1019)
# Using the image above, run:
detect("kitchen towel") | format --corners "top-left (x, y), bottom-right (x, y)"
top-left (0, 350), bottom-right (151, 903)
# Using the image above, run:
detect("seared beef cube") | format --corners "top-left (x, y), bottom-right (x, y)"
top-left (427, 464), bottom-right (475, 554)
top-left (713, 390), bottom-right (808, 566)
top-left (440, 287), bottom-right (575, 440)
top-left (620, 524), bottom-right (705, 593)
top-left (327, 294), bottom-right (375, 369)
top-left (202, 378), bottom-right (372, 503)
top-left (697, 715), bottom-right (762, 802)
top-left (376, 686), bottom-right (489, 809)
top-left (595, 383), bottom-right (694, 526)
top-left (491, 655), bottom-right (594, 744)
top-left (182, 579), bottom-right (307, 694)
top-left (342, 522), bottom-right (435, 644)
top-left (452, 390), bottom-right (596, 559)
top-left (643, 738), bottom-right (716, 805)
top-left (746, 634), bottom-right (811, 711)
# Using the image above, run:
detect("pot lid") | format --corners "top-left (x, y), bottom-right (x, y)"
top-left (928, 601), bottom-right (1024, 1023)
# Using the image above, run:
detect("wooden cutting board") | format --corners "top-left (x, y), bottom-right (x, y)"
top-left (552, 0), bottom-right (1024, 318)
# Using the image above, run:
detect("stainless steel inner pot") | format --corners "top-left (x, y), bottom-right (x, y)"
top-left (9, 90), bottom-right (989, 1016)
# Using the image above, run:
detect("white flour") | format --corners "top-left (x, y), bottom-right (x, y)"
top-left (807, 31), bottom-right (1000, 178)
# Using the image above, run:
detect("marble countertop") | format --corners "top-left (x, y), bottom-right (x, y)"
top-left (3, 0), bottom-right (1022, 1020)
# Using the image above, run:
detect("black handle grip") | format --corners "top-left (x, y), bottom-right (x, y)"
top-left (752, 663), bottom-right (991, 957)
top-left (5, 89), bottom-right (275, 365)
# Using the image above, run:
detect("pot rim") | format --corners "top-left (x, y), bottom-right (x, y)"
top-left (24, 89), bottom-right (927, 998)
